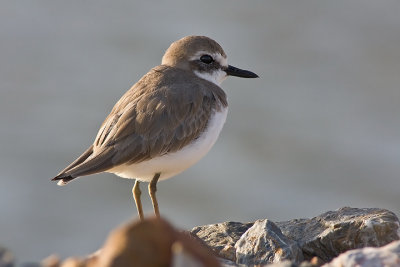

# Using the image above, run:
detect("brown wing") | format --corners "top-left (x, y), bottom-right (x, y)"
top-left (52, 66), bottom-right (227, 184)
top-left (94, 66), bottom-right (227, 165)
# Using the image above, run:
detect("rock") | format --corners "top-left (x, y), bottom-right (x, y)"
top-left (191, 207), bottom-right (399, 266)
top-left (99, 217), bottom-right (221, 267)
top-left (264, 260), bottom-right (299, 267)
top-left (171, 241), bottom-right (208, 267)
top-left (41, 207), bottom-right (400, 267)
top-left (97, 218), bottom-right (173, 266)
top-left (219, 259), bottom-right (320, 267)
top-left (41, 255), bottom-right (61, 267)
top-left (235, 219), bottom-right (303, 265)
top-left (191, 221), bottom-right (253, 261)
top-left (276, 207), bottom-right (400, 262)
top-left (192, 220), bottom-right (303, 266)
top-left (43, 217), bottom-right (220, 267)
top-left (218, 258), bottom-right (239, 267)
top-left (323, 240), bottom-right (400, 267)
top-left (0, 246), bottom-right (14, 267)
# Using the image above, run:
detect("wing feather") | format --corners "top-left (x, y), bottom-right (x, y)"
top-left (53, 65), bottom-right (227, 183)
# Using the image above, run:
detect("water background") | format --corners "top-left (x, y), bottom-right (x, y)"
top-left (1, 0), bottom-right (400, 263)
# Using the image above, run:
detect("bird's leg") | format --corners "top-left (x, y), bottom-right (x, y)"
top-left (133, 180), bottom-right (144, 220)
top-left (149, 173), bottom-right (161, 218)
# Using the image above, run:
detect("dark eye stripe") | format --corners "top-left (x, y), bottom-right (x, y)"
top-left (200, 55), bottom-right (214, 64)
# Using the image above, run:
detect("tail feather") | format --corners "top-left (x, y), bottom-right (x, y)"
top-left (51, 145), bottom-right (117, 186)
top-left (57, 145), bottom-right (94, 175)
top-left (51, 174), bottom-right (75, 186)
top-left (51, 145), bottom-right (94, 186)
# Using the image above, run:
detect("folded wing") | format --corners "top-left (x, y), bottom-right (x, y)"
top-left (52, 66), bottom-right (227, 185)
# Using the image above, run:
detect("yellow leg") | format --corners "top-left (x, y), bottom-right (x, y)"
top-left (149, 173), bottom-right (161, 218)
top-left (133, 180), bottom-right (144, 220)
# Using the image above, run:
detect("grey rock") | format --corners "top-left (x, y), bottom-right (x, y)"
top-left (191, 221), bottom-right (253, 261)
top-left (265, 260), bottom-right (299, 267)
top-left (276, 207), bottom-right (400, 262)
top-left (0, 246), bottom-right (14, 267)
top-left (191, 207), bottom-right (399, 266)
top-left (220, 259), bottom-right (314, 267)
top-left (323, 240), bottom-right (400, 267)
top-left (235, 220), bottom-right (303, 265)
top-left (219, 258), bottom-right (239, 267)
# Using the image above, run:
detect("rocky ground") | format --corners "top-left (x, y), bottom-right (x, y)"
top-left (192, 207), bottom-right (400, 266)
top-left (2, 207), bottom-right (400, 267)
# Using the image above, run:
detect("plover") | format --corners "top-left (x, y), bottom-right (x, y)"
top-left (52, 36), bottom-right (258, 220)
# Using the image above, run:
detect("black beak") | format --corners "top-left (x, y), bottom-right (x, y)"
top-left (224, 65), bottom-right (259, 78)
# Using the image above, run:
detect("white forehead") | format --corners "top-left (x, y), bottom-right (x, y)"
top-left (190, 51), bottom-right (228, 67)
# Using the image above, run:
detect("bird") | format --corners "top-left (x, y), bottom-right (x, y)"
top-left (52, 35), bottom-right (258, 220)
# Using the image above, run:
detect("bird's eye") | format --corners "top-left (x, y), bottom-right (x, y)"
top-left (200, 55), bottom-right (214, 64)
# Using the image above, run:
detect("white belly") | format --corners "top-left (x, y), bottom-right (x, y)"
top-left (109, 107), bottom-right (228, 182)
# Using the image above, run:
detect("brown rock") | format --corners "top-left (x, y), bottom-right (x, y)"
top-left (45, 217), bottom-right (220, 267)
top-left (309, 256), bottom-right (325, 266)
top-left (97, 218), bottom-right (172, 266)
top-left (96, 217), bottom-right (221, 267)
top-left (42, 255), bottom-right (61, 267)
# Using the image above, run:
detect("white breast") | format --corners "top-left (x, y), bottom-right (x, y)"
top-left (109, 107), bottom-right (228, 182)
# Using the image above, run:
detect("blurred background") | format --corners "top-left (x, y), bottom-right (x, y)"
top-left (1, 0), bottom-right (400, 263)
